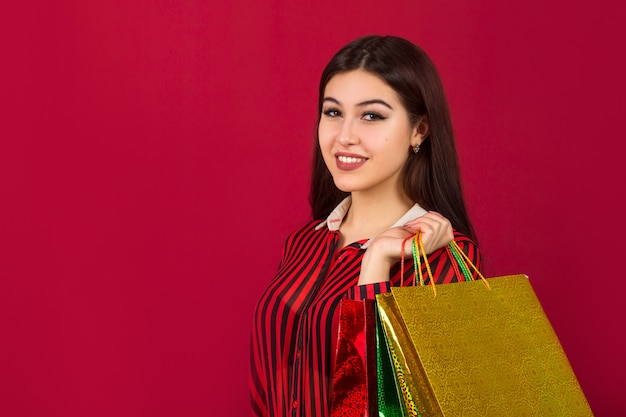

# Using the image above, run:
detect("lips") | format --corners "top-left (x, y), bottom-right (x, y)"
top-left (335, 153), bottom-right (368, 171)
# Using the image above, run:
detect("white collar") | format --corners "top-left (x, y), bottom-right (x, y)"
top-left (314, 196), bottom-right (428, 249)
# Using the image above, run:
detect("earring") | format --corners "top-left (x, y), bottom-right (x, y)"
top-left (412, 144), bottom-right (420, 154)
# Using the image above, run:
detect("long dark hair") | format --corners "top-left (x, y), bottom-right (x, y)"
top-left (309, 34), bottom-right (476, 241)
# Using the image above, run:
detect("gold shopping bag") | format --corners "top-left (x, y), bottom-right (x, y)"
top-left (375, 236), bottom-right (594, 416)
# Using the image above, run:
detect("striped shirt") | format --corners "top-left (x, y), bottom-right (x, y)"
top-left (249, 198), bottom-right (481, 416)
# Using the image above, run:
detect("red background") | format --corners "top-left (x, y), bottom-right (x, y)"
top-left (1, 1), bottom-right (624, 416)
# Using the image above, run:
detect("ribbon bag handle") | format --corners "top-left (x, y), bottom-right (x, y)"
top-left (400, 233), bottom-right (491, 297)
top-left (399, 232), bottom-right (436, 295)
top-left (447, 240), bottom-right (489, 284)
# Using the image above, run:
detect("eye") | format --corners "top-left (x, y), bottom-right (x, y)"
top-left (362, 112), bottom-right (386, 122)
top-left (322, 108), bottom-right (341, 118)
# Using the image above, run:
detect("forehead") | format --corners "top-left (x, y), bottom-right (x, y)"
top-left (324, 70), bottom-right (400, 104)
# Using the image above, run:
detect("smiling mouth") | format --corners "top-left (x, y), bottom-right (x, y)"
top-left (335, 154), bottom-right (367, 171)
top-left (337, 155), bottom-right (367, 164)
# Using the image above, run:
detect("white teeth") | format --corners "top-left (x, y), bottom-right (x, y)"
top-left (337, 155), bottom-right (366, 163)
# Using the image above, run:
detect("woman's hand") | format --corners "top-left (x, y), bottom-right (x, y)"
top-left (402, 211), bottom-right (454, 255)
top-left (358, 212), bottom-right (454, 285)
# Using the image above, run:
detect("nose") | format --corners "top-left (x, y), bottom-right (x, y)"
top-left (337, 119), bottom-right (359, 146)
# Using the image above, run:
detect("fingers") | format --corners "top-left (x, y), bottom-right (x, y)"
top-left (402, 211), bottom-right (454, 254)
top-left (402, 212), bottom-right (448, 234)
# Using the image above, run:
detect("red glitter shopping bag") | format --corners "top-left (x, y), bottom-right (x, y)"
top-left (329, 299), bottom-right (378, 416)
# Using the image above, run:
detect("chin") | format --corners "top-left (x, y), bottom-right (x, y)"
top-left (332, 180), bottom-right (362, 193)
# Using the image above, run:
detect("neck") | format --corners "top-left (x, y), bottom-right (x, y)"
top-left (339, 189), bottom-right (414, 245)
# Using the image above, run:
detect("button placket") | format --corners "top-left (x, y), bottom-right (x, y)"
top-left (291, 316), bottom-right (305, 416)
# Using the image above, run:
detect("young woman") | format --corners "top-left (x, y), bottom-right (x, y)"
top-left (249, 34), bottom-right (481, 417)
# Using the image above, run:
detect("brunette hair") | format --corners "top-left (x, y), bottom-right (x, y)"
top-left (309, 34), bottom-right (476, 241)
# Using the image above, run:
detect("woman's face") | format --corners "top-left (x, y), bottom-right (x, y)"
top-left (318, 70), bottom-right (424, 196)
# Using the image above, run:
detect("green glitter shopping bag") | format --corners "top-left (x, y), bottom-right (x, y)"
top-left (375, 301), bottom-right (411, 416)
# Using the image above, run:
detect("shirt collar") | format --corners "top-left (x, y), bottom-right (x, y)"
top-left (314, 196), bottom-right (428, 248)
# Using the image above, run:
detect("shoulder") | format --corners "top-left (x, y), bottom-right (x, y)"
top-left (285, 219), bottom-right (326, 241)
top-left (452, 229), bottom-right (480, 252)
top-left (452, 230), bottom-right (477, 248)
top-left (428, 230), bottom-right (481, 265)
top-left (450, 230), bottom-right (482, 269)
top-left (279, 220), bottom-right (329, 258)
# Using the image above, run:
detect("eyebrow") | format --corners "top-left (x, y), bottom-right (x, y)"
top-left (323, 97), bottom-right (394, 110)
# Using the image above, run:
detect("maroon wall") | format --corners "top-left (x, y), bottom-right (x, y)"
top-left (1, 1), bottom-right (624, 415)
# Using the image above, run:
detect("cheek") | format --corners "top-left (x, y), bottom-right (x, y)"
top-left (317, 125), bottom-right (334, 151)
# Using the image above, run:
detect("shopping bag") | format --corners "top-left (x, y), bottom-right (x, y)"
top-left (329, 299), bottom-right (378, 416)
top-left (330, 300), bottom-right (409, 417)
top-left (375, 300), bottom-right (413, 417)
top-left (376, 234), bottom-right (594, 416)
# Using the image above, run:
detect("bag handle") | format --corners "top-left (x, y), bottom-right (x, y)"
top-left (400, 232), bottom-right (491, 296)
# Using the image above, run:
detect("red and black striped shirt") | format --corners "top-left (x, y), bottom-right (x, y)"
top-left (249, 201), bottom-right (481, 416)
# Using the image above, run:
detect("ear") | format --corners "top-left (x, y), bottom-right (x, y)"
top-left (410, 116), bottom-right (429, 147)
